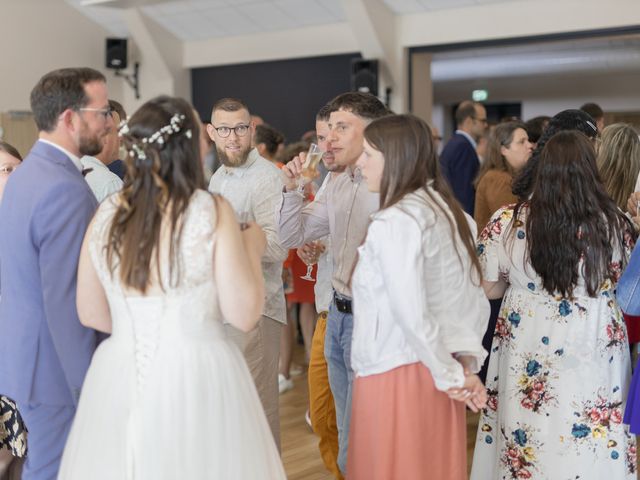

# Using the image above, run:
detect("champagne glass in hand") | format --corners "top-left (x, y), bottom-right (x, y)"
top-left (297, 143), bottom-right (323, 188)
top-left (299, 241), bottom-right (322, 281)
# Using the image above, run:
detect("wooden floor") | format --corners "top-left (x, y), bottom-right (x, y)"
top-left (279, 347), bottom-right (639, 478)
top-left (278, 345), bottom-right (481, 479)
top-left (279, 356), bottom-right (334, 480)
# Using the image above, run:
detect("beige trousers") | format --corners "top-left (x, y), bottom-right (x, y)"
top-left (225, 316), bottom-right (283, 451)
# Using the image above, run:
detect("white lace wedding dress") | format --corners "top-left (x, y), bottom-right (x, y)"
top-left (58, 190), bottom-right (286, 480)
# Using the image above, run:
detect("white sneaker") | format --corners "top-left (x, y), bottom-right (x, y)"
top-left (278, 374), bottom-right (294, 394)
top-left (289, 364), bottom-right (304, 376)
top-left (305, 409), bottom-right (313, 431)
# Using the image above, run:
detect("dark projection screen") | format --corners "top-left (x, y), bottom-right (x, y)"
top-left (191, 52), bottom-right (362, 142)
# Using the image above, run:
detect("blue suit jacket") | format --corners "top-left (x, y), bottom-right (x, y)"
top-left (0, 140), bottom-right (98, 406)
top-left (439, 133), bottom-right (480, 215)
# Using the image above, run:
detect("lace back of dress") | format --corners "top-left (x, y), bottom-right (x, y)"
top-left (89, 191), bottom-right (219, 394)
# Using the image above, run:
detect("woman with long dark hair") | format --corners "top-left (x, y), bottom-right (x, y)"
top-left (347, 114), bottom-right (489, 479)
top-left (471, 131), bottom-right (637, 479)
top-left (58, 96), bottom-right (286, 479)
top-left (512, 109), bottom-right (599, 201)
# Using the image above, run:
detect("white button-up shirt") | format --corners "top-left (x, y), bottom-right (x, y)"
top-left (208, 149), bottom-right (288, 324)
top-left (81, 156), bottom-right (123, 202)
top-left (276, 167), bottom-right (378, 298)
top-left (351, 188), bottom-right (489, 390)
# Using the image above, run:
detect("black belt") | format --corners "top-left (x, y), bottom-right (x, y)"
top-left (333, 291), bottom-right (352, 314)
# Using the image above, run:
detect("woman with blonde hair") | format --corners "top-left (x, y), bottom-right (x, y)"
top-left (597, 123), bottom-right (640, 212)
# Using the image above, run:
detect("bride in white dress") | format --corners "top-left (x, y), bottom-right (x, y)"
top-left (58, 96), bottom-right (286, 480)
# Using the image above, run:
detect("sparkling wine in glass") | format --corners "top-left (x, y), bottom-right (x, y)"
top-left (298, 143), bottom-right (323, 187)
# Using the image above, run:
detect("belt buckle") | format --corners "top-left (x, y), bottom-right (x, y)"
top-left (334, 294), bottom-right (350, 314)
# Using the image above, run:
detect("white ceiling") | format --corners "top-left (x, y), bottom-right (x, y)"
top-left (64, 0), bottom-right (640, 85)
top-left (65, 0), bottom-right (528, 41)
top-left (383, 0), bottom-right (515, 14)
top-left (65, 0), bottom-right (348, 40)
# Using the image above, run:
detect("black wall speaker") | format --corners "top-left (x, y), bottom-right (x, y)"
top-left (350, 59), bottom-right (378, 96)
top-left (106, 38), bottom-right (127, 70)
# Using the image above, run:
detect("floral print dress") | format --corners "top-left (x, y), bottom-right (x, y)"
top-left (470, 205), bottom-right (637, 480)
top-left (0, 395), bottom-right (27, 457)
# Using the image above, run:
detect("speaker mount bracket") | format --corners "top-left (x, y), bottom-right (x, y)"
top-left (114, 62), bottom-right (140, 99)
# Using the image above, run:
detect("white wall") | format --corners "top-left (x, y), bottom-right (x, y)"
top-left (1, 0), bottom-right (124, 112)
top-left (4, 0), bottom-right (640, 118)
top-left (432, 70), bottom-right (640, 132)
top-left (398, 0), bottom-right (640, 49)
top-left (184, 22), bottom-right (358, 68)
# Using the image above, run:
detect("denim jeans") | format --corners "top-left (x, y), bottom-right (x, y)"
top-left (324, 300), bottom-right (354, 475)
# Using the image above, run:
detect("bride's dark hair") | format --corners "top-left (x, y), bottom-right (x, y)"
top-left (106, 95), bottom-right (204, 293)
top-left (525, 131), bottom-right (633, 298)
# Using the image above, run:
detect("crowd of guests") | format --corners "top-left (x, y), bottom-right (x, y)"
top-left (1, 66), bottom-right (640, 480)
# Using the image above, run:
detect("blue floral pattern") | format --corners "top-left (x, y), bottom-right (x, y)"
top-left (471, 205), bottom-right (636, 480)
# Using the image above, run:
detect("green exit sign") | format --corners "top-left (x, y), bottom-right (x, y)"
top-left (472, 89), bottom-right (488, 102)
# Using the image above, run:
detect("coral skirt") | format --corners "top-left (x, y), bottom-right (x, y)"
top-left (347, 362), bottom-right (467, 480)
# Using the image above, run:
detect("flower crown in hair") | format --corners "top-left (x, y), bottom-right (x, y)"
top-left (118, 113), bottom-right (193, 161)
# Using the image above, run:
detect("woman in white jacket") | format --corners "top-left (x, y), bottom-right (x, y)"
top-left (347, 114), bottom-right (489, 480)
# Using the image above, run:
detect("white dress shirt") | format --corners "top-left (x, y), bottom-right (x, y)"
top-left (208, 148), bottom-right (288, 324)
top-left (276, 167), bottom-right (378, 298)
top-left (81, 156), bottom-right (123, 202)
top-left (351, 188), bottom-right (489, 391)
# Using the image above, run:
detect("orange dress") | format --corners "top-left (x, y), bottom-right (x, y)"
top-left (284, 188), bottom-right (316, 304)
top-left (285, 250), bottom-right (317, 304)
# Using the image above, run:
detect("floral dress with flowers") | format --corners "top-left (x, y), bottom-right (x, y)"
top-left (470, 205), bottom-right (637, 480)
top-left (0, 395), bottom-right (27, 457)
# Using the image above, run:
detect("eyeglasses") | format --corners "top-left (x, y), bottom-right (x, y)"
top-left (211, 124), bottom-right (250, 138)
top-left (78, 107), bottom-right (113, 120)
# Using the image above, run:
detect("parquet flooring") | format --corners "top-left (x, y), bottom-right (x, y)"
top-left (279, 346), bottom-right (639, 478)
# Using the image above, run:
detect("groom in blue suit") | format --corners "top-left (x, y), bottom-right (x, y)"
top-left (0, 68), bottom-right (111, 480)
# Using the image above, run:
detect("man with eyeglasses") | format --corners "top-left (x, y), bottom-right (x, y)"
top-left (81, 99), bottom-right (125, 202)
top-left (439, 100), bottom-right (488, 215)
top-left (0, 67), bottom-right (107, 480)
top-left (207, 97), bottom-right (288, 451)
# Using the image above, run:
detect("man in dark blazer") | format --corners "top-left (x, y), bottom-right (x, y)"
top-left (439, 100), bottom-right (487, 215)
top-left (0, 68), bottom-right (110, 480)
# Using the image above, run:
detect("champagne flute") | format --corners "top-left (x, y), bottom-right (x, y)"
top-left (300, 241), bottom-right (322, 281)
top-left (297, 143), bottom-right (323, 188)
